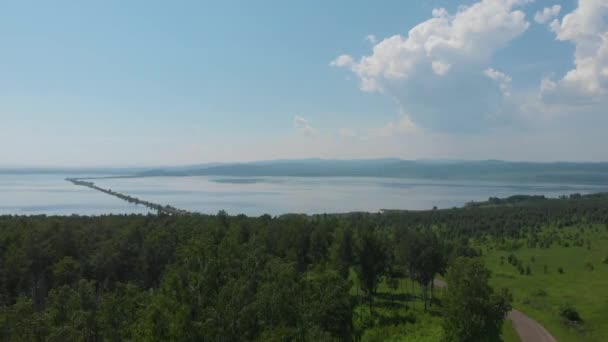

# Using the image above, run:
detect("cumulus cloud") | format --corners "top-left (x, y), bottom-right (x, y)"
top-left (365, 34), bottom-right (377, 44)
top-left (534, 5), bottom-right (561, 24)
top-left (333, 0), bottom-right (530, 90)
top-left (432, 61), bottom-right (452, 75)
top-left (330, 54), bottom-right (354, 67)
top-left (332, 0), bottom-right (532, 132)
top-left (294, 115), bottom-right (318, 136)
top-left (484, 68), bottom-right (512, 96)
top-left (541, 0), bottom-right (608, 103)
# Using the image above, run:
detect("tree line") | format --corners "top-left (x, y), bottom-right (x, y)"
top-left (1, 193), bottom-right (607, 341)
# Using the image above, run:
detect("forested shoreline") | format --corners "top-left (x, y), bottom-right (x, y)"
top-left (1, 193), bottom-right (607, 341)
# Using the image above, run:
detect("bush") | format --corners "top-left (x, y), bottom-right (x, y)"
top-left (602, 256), bottom-right (608, 264)
top-left (559, 305), bottom-right (582, 323)
top-left (557, 267), bottom-right (564, 274)
top-left (584, 262), bottom-right (594, 271)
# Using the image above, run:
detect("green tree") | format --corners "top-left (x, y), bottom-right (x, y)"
top-left (45, 280), bottom-right (99, 341)
top-left (51, 256), bottom-right (81, 286)
top-left (406, 232), bottom-right (446, 311)
top-left (443, 258), bottom-right (512, 342)
top-left (354, 229), bottom-right (388, 316)
top-left (330, 227), bottom-right (354, 279)
top-left (97, 282), bottom-right (148, 341)
top-left (0, 296), bottom-right (49, 342)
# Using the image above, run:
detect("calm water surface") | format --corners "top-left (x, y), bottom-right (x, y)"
top-left (0, 174), bottom-right (149, 215)
top-left (2, 174), bottom-right (607, 216)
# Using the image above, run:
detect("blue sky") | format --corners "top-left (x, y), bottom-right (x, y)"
top-left (1, 0), bottom-right (607, 166)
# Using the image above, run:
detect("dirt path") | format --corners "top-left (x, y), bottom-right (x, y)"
top-left (433, 279), bottom-right (556, 342)
top-left (508, 309), bottom-right (556, 342)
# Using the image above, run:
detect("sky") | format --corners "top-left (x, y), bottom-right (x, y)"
top-left (1, 0), bottom-right (607, 167)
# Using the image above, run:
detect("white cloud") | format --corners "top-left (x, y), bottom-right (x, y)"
top-left (542, 0), bottom-right (608, 102)
top-left (431, 61), bottom-right (451, 75)
top-left (534, 5), bottom-right (561, 24)
top-left (294, 115), bottom-right (318, 136)
top-left (333, 0), bottom-right (530, 92)
top-left (330, 54), bottom-right (354, 67)
top-left (365, 34), bottom-right (377, 44)
top-left (484, 68), bottom-right (512, 96)
top-left (331, 0), bottom-right (532, 132)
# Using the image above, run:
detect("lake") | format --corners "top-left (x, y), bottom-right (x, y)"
top-left (2, 174), bottom-right (607, 216)
top-left (0, 174), bottom-right (150, 216)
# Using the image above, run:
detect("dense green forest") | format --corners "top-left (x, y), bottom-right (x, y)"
top-left (1, 193), bottom-right (607, 341)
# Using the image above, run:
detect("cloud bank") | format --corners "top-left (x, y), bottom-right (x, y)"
top-left (541, 0), bottom-right (608, 104)
top-left (332, 0), bottom-right (607, 132)
top-left (331, 0), bottom-right (533, 132)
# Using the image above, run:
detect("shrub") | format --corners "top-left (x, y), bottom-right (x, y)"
top-left (559, 305), bottom-right (582, 323)
top-left (602, 256), bottom-right (608, 264)
top-left (558, 267), bottom-right (564, 274)
top-left (584, 262), bottom-right (594, 271)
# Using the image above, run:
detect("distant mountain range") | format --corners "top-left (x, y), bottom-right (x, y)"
top-left (135, 159), bottom-right (608, 185)
top-left (3, 159), bottom-right (608, 185)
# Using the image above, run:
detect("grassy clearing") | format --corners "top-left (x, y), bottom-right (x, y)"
top-left (351, 276), bottom-right (518, 341)
top-left (502, 319), bottom-right (521, 342)
top-left (483, 225), bottom-right (608, 341)
top-left (351, 275), bottom-right (445, 342)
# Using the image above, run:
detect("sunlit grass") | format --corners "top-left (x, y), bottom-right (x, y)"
top-left (349, 271), bottom-right (446, 342)
top-left (502, 319), bottom-right (521, 342)
top-left (483, 225), bottom-right (608, 342)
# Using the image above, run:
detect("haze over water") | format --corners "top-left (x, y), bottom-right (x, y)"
top-left (2, 174), bottom-right (608, 216)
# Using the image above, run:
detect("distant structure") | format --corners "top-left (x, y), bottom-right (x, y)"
top-left (66, 178), bottom-right (190, 215)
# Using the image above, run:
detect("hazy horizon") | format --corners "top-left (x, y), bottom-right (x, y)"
top-left (3, 157), bottom-right (608, 170)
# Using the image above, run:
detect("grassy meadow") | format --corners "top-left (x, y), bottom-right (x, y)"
top-left (350, 274), bottom-right (520, 341)
top-left (483, 224), bottom-right (608, 341)
top-left (351, 275), bottom-right (444, 342)
top-left (350, 223), bottom-right (608, 341)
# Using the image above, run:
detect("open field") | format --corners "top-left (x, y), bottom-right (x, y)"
top-left (483, 225), bottom-right (608, 341)
top-left (351, 274), bottom-right (521, 342)
top-left (351, 275), bottom-right (444, 342)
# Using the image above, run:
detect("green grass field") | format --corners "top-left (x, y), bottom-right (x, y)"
top-left (351, 277), bottom-right (444, 342)
top-left (483, 225), bottom-right (608, 341)
top-left (349, 224), bottom-right (608, 341)
top-left (351, 275), bottom-right (520, 341)
top-left (502, 319), bottom-right (520, 342)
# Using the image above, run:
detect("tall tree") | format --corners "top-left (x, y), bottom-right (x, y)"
top-left (354, 229), bottom-right (388, 316)
top-left (443, 258), bottom-right (512, 342)
top-left (405, 232), bottom-right (446, 311)
top-left (330, 227), bottom-right (354, 279)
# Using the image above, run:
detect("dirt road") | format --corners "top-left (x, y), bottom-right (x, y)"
top-left (433, 279), bottom-right (556, 342)
top-left (507, 309), bottom-right (556, 342)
